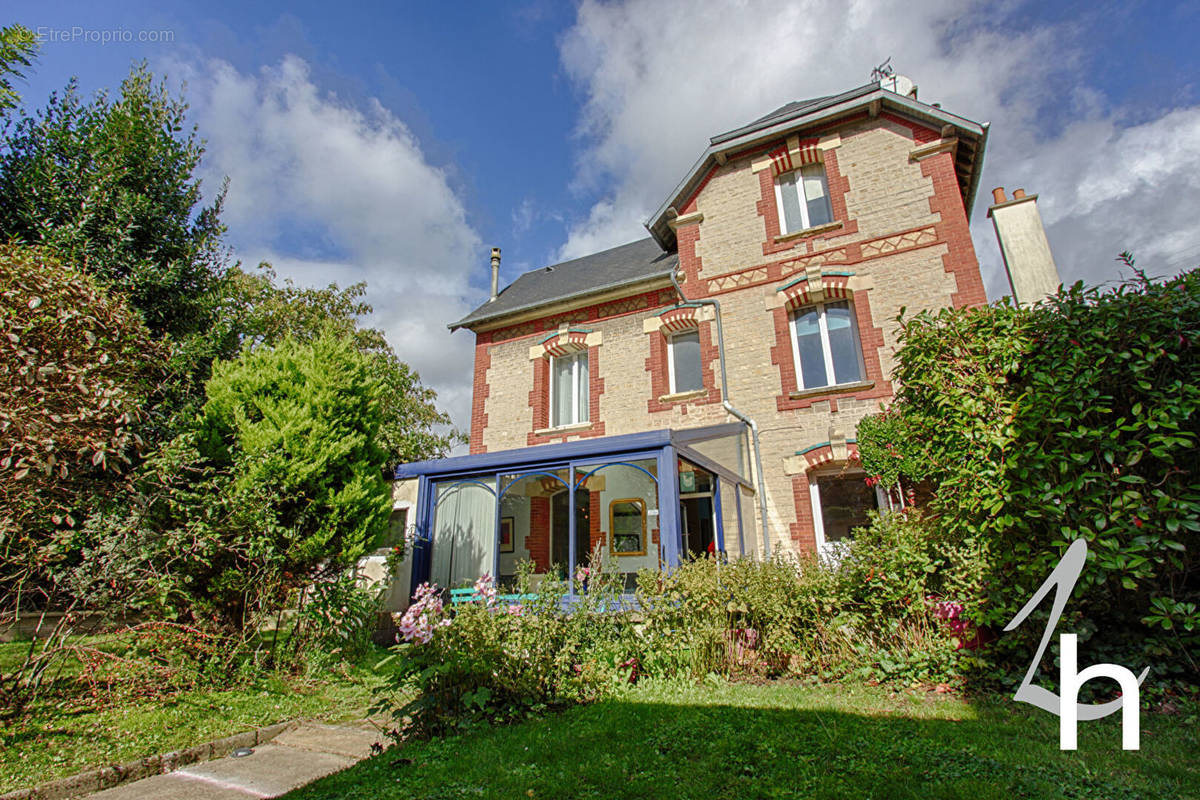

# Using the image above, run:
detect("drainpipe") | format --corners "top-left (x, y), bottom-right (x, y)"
top-left (668, 266), bottom-right (772, 556)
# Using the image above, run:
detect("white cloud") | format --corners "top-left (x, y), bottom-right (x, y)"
top-left (557, 0), bottom-right (1200, 293)
top-left (165, 56), bottom-right (484, 436)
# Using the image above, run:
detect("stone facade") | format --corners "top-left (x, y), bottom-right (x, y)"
top-left (461, 101), bottom-right (985, 555)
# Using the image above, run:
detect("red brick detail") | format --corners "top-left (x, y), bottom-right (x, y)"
top-left (527, 345), bottom-right (607, 446)
top-left (779, 275), bottom-right (853, 309)
top-left (589, 490), bottom-right (603, 555)
top-left (770, 287), bottom-right (892, 412)
top-left (539, 330), bottom-right (589, 357)
top-left (468, 332), bottom-right (492, 454)
top-left (645, 320), bottom-right (722, 413)
top-left (486, 287), bottom-right (677, 346)
top-left (759, 146), bottom-right (858, 258)
top-left (528, 496), bottom-right (550, 573)
top-left (676, 219), bottom-right (702, 288)
top-left (789, 473), bottom-right (817, 553)
top-left (800, 442), bottom-right (861, 471)
top-left (920, 150), bottom-right (987, 308)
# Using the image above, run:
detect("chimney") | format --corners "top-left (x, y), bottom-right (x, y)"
top-left (987, 187), bottom-right (1061, 305)
top-left (489, 247), bottom-right (501, 302)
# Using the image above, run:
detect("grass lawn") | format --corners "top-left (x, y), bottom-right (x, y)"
top-left (0, 641), bottom-right (391, 794)
top-left (287, 680), bottom-right (1199, 800)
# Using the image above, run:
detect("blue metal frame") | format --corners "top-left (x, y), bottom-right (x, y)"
top-left (401, 424), bottom-right (755, 599)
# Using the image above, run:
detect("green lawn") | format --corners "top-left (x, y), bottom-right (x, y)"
top-left (287, 680), bottom-right (1199, 800)
top-left (0, 642), bottom-right (390, 794)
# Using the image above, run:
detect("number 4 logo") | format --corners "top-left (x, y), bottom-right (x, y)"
top-left (1004, 538), bottom-right (1149, 750)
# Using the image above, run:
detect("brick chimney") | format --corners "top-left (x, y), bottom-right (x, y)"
top-left (987, 187), bottom-right (1061, 305)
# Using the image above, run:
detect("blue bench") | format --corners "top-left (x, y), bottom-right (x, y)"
top-left (448, 588), bottom-right (538, 606)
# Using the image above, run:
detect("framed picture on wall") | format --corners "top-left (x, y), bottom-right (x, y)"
top-left (609, 498), bottom-right (646, 556)
top-left (500, 516), bottom-right (515, 553)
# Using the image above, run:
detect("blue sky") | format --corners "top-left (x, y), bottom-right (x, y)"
top-left (8, 1), bottom-right (1200, 431)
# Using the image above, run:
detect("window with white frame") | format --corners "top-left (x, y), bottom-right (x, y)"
top-left (550, 350), bottom-right (589, 427)
top-left (667, 329), bottom-right (702, 394)
top-left (775, 163), bottom-right (833, 234)
top-left (809, 471), bottom-right (887, 555)
top-left (789, 300), bottom-right (864, 391)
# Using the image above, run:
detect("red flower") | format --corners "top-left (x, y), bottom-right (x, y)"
top-left (1134, 518), bottom-right (1143, 528)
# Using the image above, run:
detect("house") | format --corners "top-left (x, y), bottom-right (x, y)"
top-left (378, 75), bottom-right (1057, 604)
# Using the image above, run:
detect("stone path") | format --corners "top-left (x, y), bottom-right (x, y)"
top-left (86, 722), bottom-right (380, 799)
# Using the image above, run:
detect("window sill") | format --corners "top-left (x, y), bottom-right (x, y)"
top-left (658, 388), bottom-right (706, 403)
top-left (774, 220), bottom-right (843, 243)
top-left (533, 421), bottom-right (593, 436)
top-left (789, 380), bottom-right (874, 401)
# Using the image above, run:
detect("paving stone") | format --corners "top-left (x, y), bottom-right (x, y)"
top-left (87, 773), bottom-right (253, 800)
top-left (272, 723), bottom-right (381, 760)
top-left (173, 743), bottom-right (355, 797)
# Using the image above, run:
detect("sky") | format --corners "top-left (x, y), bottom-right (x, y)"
top-left (7, 1), bottom-right (1200, 434)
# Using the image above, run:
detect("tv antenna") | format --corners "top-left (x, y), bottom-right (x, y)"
top-left (870, 58), bottom-right (894, 82)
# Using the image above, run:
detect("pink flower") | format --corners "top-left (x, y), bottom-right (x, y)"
top-left (396, 582), bottom-right (448, 644)
top-left (474, 573), bottom-right (498, 607)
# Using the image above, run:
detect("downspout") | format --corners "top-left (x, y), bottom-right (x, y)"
top-left (668, 266), bottom-right (772, 556)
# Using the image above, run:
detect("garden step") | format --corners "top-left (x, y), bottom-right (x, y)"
top-left (85, 723), bottom-right (380, 799)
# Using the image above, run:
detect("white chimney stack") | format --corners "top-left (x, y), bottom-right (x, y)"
top-left (987, 187), bottom-right (1061, 305)
top-left (489, 247), bottom-right (501, 302)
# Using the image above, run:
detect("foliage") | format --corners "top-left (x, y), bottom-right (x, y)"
top-left (79, 331), bottom-right (394, 632)
top-left (294, 573), bottom-right (384, 668)
top-left (857, 263), bottom-right (1200, 688)
top-left (379, 553), bottom-right (639, 737)
top-left (0, 245), bottom-right (161, 614)
top-left (210, 264), bottom-right (461, 466)
top-left (0, 64), bottom-right (228, 343)
top-left (0, 636), bottom-right (387, 794)
top-left (0, 24), bottom-right (37, 113)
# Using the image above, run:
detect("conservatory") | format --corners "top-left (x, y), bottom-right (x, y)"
top-left (393, 424), bottom-right (761, 599)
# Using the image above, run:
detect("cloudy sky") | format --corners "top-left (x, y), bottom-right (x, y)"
top-left (9, 1), bottom-right (1199, 433)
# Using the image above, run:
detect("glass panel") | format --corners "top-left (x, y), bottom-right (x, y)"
top-left (792, 307), bottom-right (829, 388)
top-left (670, 330), bottom-right (702, 393)
top-left (802, 164), bottom-right (832, 227)
top-left (430, 480), bottom-right (496, 589)
top-left (685, 429), bottom-right (749, 482)
top-left (498, 470), bottom-right (573, 588)
top-left (816, 474), bottom-right (875, 543)
top-left (778, 171), bottom-right (804, 233)
top-left (552, 355), bottom-right (572, 426)
top-left (577, 352), bottom-right (589, 423)
top-left (718, 479), bottom-right (740, 556)
top-left (577, 458), bottom-right (659, 591)
top-left (739, 485), bottom-right (760, 559)
top-left (824, 301), bottom-right (863, 385)
top-left (373, 508), bottom-right (408, 553)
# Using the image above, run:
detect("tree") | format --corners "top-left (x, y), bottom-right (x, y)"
top-left (0, 63), bottom-right (228, 344)
top-left (87, 331), bottom-right (395, 632)
top-left (0, 244), bottom-right (161, 614)
top-left (0, 24), bottom-right (37, 113)
top-left (210, 263), bottom-right (461, 466)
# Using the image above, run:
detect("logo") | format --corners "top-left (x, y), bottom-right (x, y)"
top-left (1003, 538), bottom-right (1148, 750)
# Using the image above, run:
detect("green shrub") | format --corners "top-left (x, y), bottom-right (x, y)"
top-left (858, 264), bottom-right (1200, 690)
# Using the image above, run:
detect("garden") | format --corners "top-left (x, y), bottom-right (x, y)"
top-left (1, 21), bottom-right (1198, 799)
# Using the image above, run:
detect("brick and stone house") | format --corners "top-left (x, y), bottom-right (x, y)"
top-left (377, 76), bottom-right (1055, 603)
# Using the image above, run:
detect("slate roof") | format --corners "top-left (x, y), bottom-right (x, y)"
top-left (708, 83), bottom-right (877, 146)
top-left (450, 237), bottom-right (677, 331)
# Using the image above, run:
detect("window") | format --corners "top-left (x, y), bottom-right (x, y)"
top-left (667, 330), bottom-right (702, 394)
top-left (550, 350), bottom-right (589, 427)
top-left (789, 300), bottom-right (864, 390)
top-left (372, 507), bottom-right (408, 554)
top-left (775, 163), bottom-right (832, 234)
top-left (809, 472), bottom-right (886, 555)
top-left (609, 498), bottom-right (646, 556)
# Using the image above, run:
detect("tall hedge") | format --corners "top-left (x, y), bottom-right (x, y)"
top-left (858, 265), bottom-right (1199, 688)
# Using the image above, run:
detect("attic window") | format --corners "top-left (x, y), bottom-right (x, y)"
top-left (775, 164), bottom-right (832, 234)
